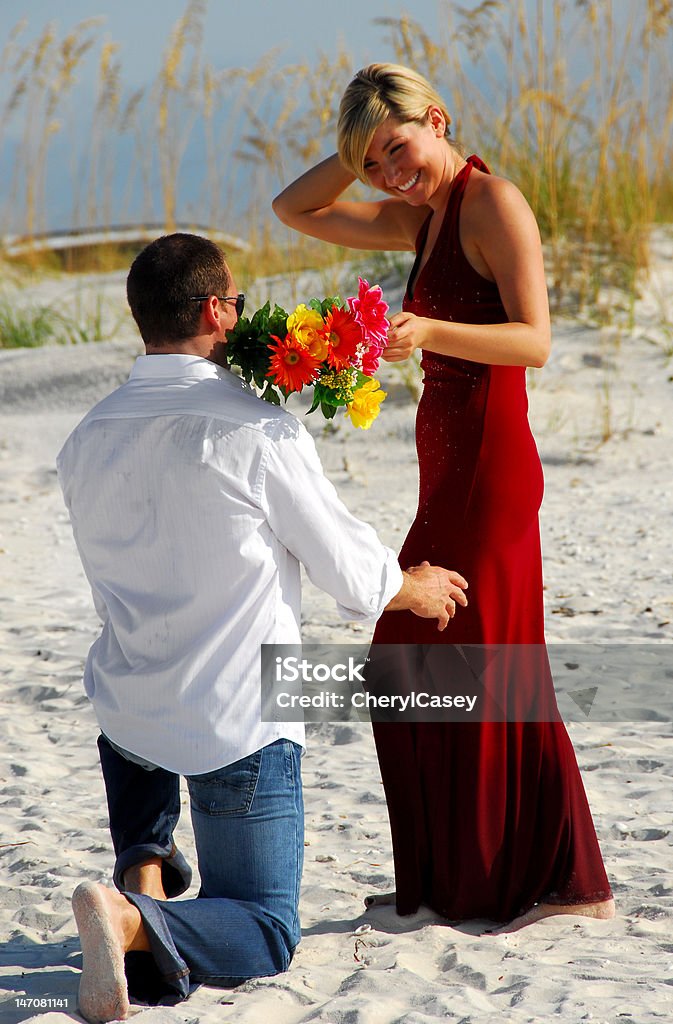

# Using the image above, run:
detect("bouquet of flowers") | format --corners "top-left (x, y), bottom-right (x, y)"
top-left (224, 278), bottom-right (389, 429)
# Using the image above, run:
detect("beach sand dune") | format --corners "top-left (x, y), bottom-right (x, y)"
top-left (1, 247), bottom-right (672, 1022)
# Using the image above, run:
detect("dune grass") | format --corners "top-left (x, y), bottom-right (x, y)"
top-left (1, 0), bottom-right (672, 321)
top-left (0, 296), bottom-right (112, 349)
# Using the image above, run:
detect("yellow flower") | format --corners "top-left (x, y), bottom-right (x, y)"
top-left (286, 304), bottom-right (329, 360)
top-left (345, 378), bottom-right (387, 430)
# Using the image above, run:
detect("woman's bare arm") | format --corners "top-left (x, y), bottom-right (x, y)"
top-left (272, 154), bottom-right (426, 252)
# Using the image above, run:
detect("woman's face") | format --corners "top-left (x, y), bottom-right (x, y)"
top-left (363, 109), bottom-right (449, 205)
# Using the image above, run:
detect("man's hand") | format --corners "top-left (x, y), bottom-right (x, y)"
top-left (385, 561), bottom-right (468, 631)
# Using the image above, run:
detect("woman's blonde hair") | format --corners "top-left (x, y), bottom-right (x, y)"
top-left (337, 63), bottom-right (452, 182)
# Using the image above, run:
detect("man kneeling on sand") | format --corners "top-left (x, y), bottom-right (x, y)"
top-left (56, 232), bottom-right (468, 1022)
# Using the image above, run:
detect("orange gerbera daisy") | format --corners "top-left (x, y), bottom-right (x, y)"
top-left (323, 305), bottom-right (362, 370)
top-left (267, 335), bottom-right (321, 393)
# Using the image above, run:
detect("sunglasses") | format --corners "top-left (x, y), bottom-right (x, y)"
top-left (189, 293), bottom-right (245, 318)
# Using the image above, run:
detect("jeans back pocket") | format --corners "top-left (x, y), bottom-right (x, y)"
top-left (187, 748), bottom-right (262, 816)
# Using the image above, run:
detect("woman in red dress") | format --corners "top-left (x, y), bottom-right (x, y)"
top-left (273, 63), bottom-right (613, 929)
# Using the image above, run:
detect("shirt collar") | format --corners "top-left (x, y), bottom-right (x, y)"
top-left (128, 354), bottom-right (250, 392)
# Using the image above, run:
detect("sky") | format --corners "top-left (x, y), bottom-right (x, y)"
top-left (6, 0), bottom-right (446, 94)
top-left (2, 0), bottom-right (458, 232)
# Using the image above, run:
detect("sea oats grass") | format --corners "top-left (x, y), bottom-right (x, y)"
top-left (0, 1), bottom-right (671, 316)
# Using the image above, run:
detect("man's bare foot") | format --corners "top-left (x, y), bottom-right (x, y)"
top-left (72, 881), bottom-right (149, 1023)
top-left (122, 856), bottom-right (166, 900)
top-left (364, 891), bottom-right (397, 910)
top-left (490, 897), bottom-right (616, 934)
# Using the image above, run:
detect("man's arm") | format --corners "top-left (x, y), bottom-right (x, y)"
top-left (260, 421), bottom-right (467, 629)
top-left (386, 561), bottom-right (468, 631)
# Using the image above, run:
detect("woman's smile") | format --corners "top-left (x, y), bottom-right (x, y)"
top-left (363, 115), bottom-right (452, 208)
top-left (396, 171), bottom-right (420, 193)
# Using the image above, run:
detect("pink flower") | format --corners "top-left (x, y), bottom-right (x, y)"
top-left (347, 277), bottom-right (389, 375)
top-left (359, 337), bottom-right (384, 377)
top-left (348, 277), bottom-right (389, 344)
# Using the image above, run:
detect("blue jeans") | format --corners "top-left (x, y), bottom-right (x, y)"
top-left (97, 736), bottom-right (304, 1001)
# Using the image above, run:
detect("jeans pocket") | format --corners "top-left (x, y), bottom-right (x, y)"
top-left (283, 740), bottom-right (299, 787)
top-left (187, 748), bottom-right (262, 816)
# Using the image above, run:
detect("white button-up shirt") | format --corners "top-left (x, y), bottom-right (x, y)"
top-left (57, 355), bottom-right (402, 774)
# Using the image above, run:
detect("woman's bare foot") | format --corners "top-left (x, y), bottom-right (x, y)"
top-left (364, 891), bottom-right (397, 910)
top-left (122, 856), bottom-right (166, 900)
top-left (491, 897), bottom-right (616, 934)
top-left (72, 880), bottom-right (149, 1023)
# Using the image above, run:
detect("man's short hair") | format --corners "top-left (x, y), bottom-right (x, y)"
top-left (126, 233), bottom-right (230, 347)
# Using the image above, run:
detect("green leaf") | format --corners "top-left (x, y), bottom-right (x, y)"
top-left (313, 381), bottom-right (349, 409)
top-left (261, 382), bottom-right (281, 405)
top-left (307, 390), bottom-right (322, 415)
top-left (309, 295), bottom-right (343, 317)
top-left (268, 305), bottom-right (290, 337)
top-left (250, 301), bottom-right (272, 332)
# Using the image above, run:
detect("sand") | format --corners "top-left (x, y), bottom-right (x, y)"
top-left (0, 237), bottom-right (672, 1023)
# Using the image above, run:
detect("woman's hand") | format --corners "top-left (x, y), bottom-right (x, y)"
top-left (383, 311), bottom-right (429, 362)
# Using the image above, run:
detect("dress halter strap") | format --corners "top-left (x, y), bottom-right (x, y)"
top-left (443, 154), bottom-right (490, 236)
top-left (452, 154), bottom-right (490, 197)
top-left (466, 154), bottom-right (490, 174)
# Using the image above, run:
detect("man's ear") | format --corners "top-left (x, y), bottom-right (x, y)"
top-left (202, 294), bottom-right (221, 331)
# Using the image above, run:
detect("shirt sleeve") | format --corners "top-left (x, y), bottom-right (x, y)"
top-left (258, 419), bottom-right (403, 621)
top-left (56, 440), bottom-right (111, 627)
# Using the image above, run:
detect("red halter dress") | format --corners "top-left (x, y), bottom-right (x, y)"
top-left (370, 156), bottom-right (612, 921)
